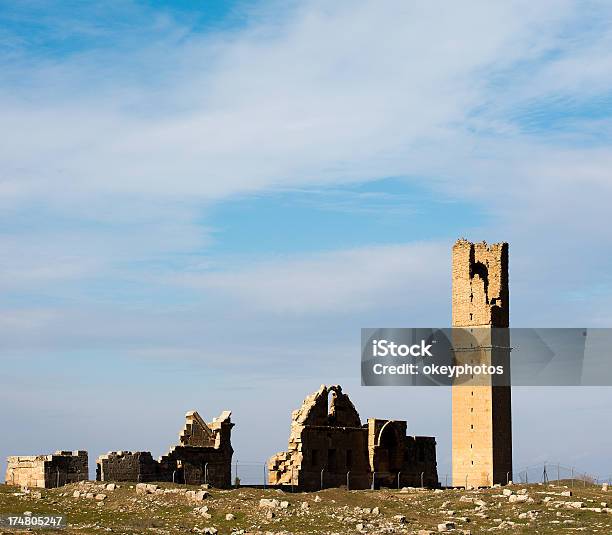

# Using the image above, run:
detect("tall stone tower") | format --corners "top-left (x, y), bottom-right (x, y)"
top-left (451, 239), bottom-right (512, 487)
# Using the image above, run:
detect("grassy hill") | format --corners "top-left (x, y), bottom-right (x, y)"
top-left (1, 480), bottom-right (611, 534)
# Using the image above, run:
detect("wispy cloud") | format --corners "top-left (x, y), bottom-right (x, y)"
top-left (1, 0), bottom-right (610, 293)
top-left (1, 0), bottom-right (603, 203)
top-left (171, 241), bottom-right (448, 314)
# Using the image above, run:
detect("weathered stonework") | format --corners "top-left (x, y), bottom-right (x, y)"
top-left (5, 451), bottom-right (88, 488)
top-left (95, 451), bottom-right (158, 483)
top-left (96, 410), bottom-right (234, 487)
top-left (451, 239), bottom-right (513, 487)
top-left (268, 385), bottom-right (437, 490)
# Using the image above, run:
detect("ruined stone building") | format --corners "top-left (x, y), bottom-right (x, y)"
top-left (96, 410), bottom-right (234, 487)
top-left (268, 385), bottom-right (437, 490)
top-left (5, 451), bottom-right (88, 488)
top-left (452, 239), bottom-right (513, 487)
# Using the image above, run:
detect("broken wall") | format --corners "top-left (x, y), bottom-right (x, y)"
top-left (96, 410), bottom-right (234, 487)
top-left (5, 451), bottom-right (88, 488)
top-left (95, 451), bottom-right (158, 483)
top-left (269, 385), bottom-right (437, 490)
top-left (368, 420), bottom-right (438, 488)
top-left (269, 385), bottom-right (370, 490)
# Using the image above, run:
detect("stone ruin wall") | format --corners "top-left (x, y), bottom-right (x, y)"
top-left (158, 445), bottom-right (231, 487)
top-left (368, 419), bottom-right (438, 488)
top-left (268, 385), bottom-right (371, 489)
top-left (95, 451), bottom-right (158, 483)
top-left (5, 411), bottom-right (234, 489)
top-left (404, 435), bottom-right (438, 486)
top-left (5, 451), bottom-right (88, 489)
top-left (452, 238), bottom-right (509, 328)
top-left (269, 385), bottom-right (438, 490)
top-left (96, 410), bottom-right (234, 487)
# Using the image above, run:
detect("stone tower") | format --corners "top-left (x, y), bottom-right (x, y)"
top-left (451, 239), bottom-right (512, 487)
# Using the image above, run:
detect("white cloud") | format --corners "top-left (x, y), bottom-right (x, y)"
top-left (2, 1), bottom-right (611, 292)
top-left (0, 0), bottom-right (595, 204)
top-left (172, 241), bottom-right (448, 314)
top-left (0, 0), bottom-right (610, 337)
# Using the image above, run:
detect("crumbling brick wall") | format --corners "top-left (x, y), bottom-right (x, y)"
top-left (404, 436), bottom-right (438, 487)
top-left (368, 420), bottom-right (438, 488)
top-left (179, 411), bottom-right (216, 447)
top-left (268, 385), bottom-right (371, 490)
top-left (5, 451), bottom-right (88, 488)
top-left (96, 410), bottom-right (234, 487)
top-left (158, 444), bottom-right (232, 487)
top-left (96, 451), bottom-right (158, 482)
top-left (269, 385), bottom-right (438, 490)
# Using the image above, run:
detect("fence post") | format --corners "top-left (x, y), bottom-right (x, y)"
top-left (172, 470), bottom-right (176, 484)
top-left (346, 471), bottom-right (350, 491)
top-left (506, 471), bottom-right (510, 485)
top-left (397, 472), bottom-right (401, 490)
top-left (421, 472), bottom-right (424, 488)
top-left (371, 472), bottom-right (376, 490)
top-left (56, 467), bottom-right (60, 488)
top-left (204, 463), bottom-right (208, 486)
top-left (320, 469), bottom-right (324, 490)
top-left (263, 463), bottom-right (267, 489)
top-left (445, 474), bottom-right (448, 487)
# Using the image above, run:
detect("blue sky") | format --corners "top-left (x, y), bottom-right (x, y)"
top-left (1, 0), bottom-right (612, 482)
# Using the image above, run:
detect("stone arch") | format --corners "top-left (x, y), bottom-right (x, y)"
top-left (375, 421), bottom-right (403, 475)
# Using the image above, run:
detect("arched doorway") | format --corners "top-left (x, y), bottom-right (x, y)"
top-left (375, 422), bottom-right (403, 477)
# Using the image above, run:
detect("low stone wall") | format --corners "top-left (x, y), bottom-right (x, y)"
top-left (159, 445), bottom-right (232, 487)
top-left (96, 446), bottom-right (233, 487)
top-left (5, 451), bottom-right (88, 488)
top-left (96, 451), bottom-right (158, 483)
